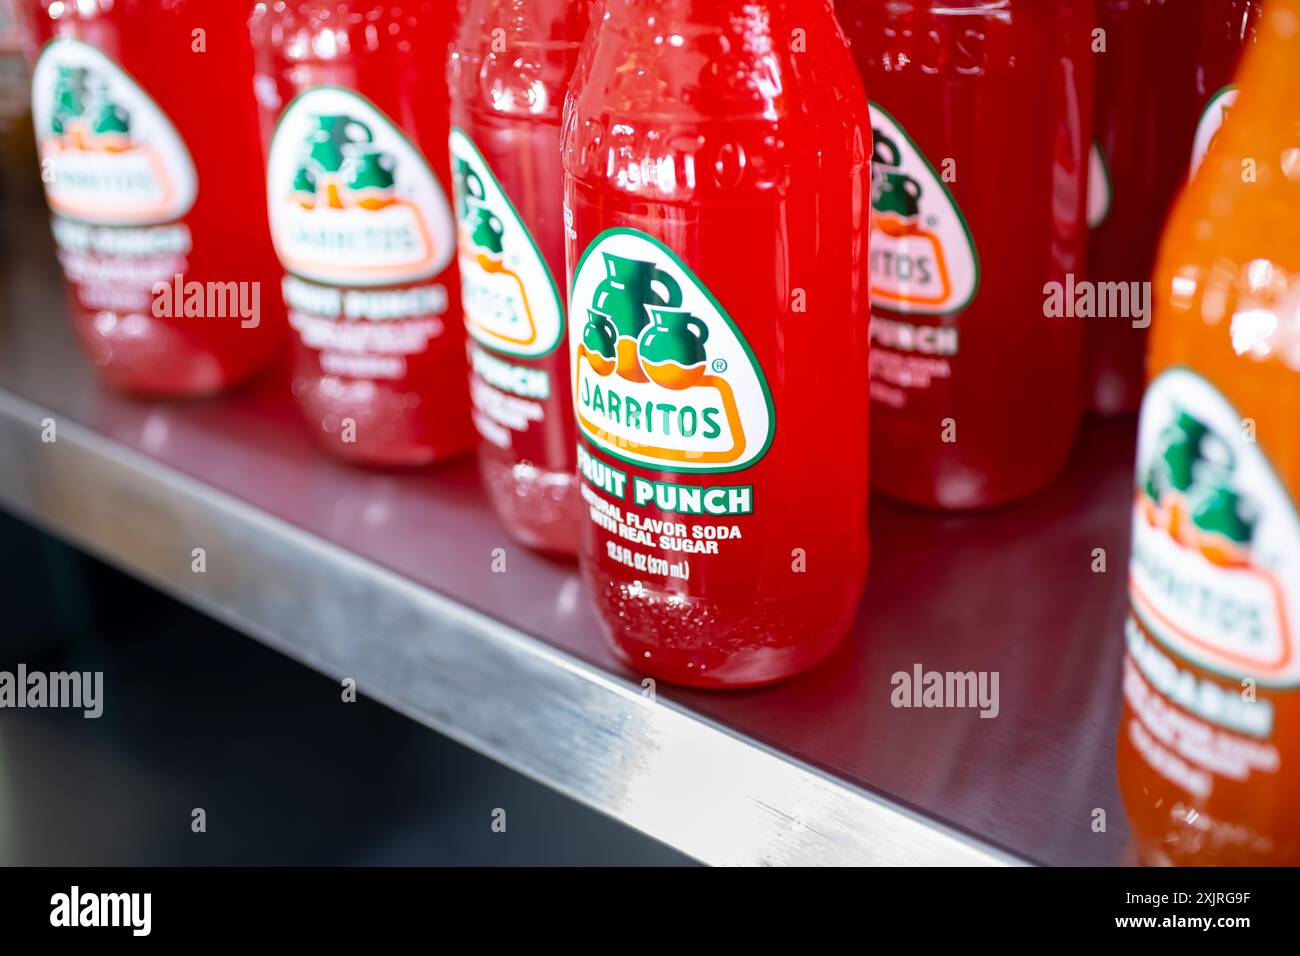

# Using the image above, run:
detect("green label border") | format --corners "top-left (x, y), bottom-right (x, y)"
top-left (570, 226), bottom-right (777, 476)
top-left (451, 125), bottom-right (566, 358)
top-left (868, 100), bottom-right (982, 316)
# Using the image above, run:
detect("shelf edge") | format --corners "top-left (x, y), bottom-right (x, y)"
top-left (0, 387), bottom-right (1023, 866)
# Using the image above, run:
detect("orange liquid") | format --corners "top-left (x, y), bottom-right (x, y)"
top-left (1119, 0), bottom-right (1300, 865)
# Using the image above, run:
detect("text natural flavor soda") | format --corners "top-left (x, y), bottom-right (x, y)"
top-left (449, 0), bottom-right (589, 553)
top-left (1119, 0), bottom-right (1300, 865)
top-left (24, 0), bottom-right (284, 396)
top-left (1189, 0), bottom-right (1263, 178)
top-left (563, 0), bottom-right (872, 687)
top-left (839, 0), bottom-right (1093, 509)
top-left (250, 1), bottom-right (473, 466)
top-left (1085, 1), bottom-right (1202, 417)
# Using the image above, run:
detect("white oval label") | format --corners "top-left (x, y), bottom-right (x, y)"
top-left (1191, 86), bottom-right (1238, 178)
top-left (31, 38), bottom-right (197, 225)
top-left (569, 228), bottom-right (774, 474)
top-left (450, 127), bottom-right (564, 357)
top-left (1131, 367), bottom-right (1300, 686)
top-left (267, 86), bottom-right (455, 287)
top-left (868, 101), bottom-right (980, 316)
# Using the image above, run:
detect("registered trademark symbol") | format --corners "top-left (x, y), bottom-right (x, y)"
top-left (711, 358), bottom-right (728, 373)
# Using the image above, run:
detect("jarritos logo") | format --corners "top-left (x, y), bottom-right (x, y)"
top-left (1130, 368), bottom-right (1300, 687)
top-left (868, 102), bottom-right (979, 316)
top-left (569, 229), bottom-right (774, 474)
top-left (30, 39), bottom-right (197, 225)
top-left (267, 87), bottom-right (454, 287)
top-left (450, 128), bottom-right (563, 357)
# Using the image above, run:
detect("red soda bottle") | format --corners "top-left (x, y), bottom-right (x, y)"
top-left (1085, 1), bottom-right (1203, 417)
top-left (449, 0), bottom-right (589, 553)
top-left (563, 0), bottom-right (872, 687)
top-left (24, 0), bottom-right (285, 397)
top-left (839, 0), bottom-right (1094, 508)
top-left (250, 2), bottom-right (473, 466)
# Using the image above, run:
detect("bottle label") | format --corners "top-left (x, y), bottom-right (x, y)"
top-left (1087, 140), bottom-right (1112, 229)
top-left (30, 38), bottom-right (197, 226)
top-left (266, 86), bottom-right (454, 288)
top-left (449, 128), bottom-right (564, 358)
top-left (268, 87), bottom-right (456, 382)
top-left (569, 228), bottom-right (774, 475)
top-left (1130, 367), bottom-right (1300, 688)
top-left (867, 102), bottom-right (979, 316)
top-left (1190, 85), bottom-right (1238, 178)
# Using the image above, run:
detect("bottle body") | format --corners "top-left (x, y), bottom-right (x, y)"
top-left (449, 0), bottom-right (587, 552)
top-left (25, 0), bottom-right (285, 397)
top-left (1119, 0), bottom-right (1300, 866)
top-left (250, 1), bottom-right (473, 466)
top-left (1085, 0), bottom-right (1202, 417)
top-left (563, 0), bottom-right (871, 688)
top-left (840, 0), bottom-right (1092, 509)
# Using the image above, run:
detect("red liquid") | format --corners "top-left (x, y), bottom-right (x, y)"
top-left (563, 0), bottom-right (871, 688)
top-left (1187, 0), bottom-right (1262, 177)
top-left (1085, 1), bottom-right (1202, 417)
top-left (449, 0), bottom-right (588, 553)
top-left (24, 0), bottom-right (285, 398)
top-left (1197, 0), bottom-right (1263, 101)
top-left (840, 0), bottom-right (1093, 509)
top-left (250, 2), bottom-right (473, 466)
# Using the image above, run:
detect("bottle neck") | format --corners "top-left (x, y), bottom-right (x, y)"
top-left (600, 0), bottom-right (832, 30)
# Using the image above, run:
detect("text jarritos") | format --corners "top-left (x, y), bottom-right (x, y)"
top-left (569, 229), bottom-right (774, 474)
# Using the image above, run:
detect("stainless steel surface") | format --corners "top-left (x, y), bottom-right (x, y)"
top-left (1, 181), bottom-right (1133, 866)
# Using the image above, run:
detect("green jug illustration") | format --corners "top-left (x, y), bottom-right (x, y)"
top-left (592, 253), bottom-right (683, 381)
top-left (467, 203), bottom-right (504, 255)
top-left (1190, 482), bottom-right (1255, 546)
top-left (305, 113), bottom-right (373, 174)
top-left (454, 158), bottom-right (486, 219)
top-left (343, 149), bottom-right (397, 208)
top-left (582, 310), bottom-right (618, 376)
top-left (1146, 409), bottom-right (1210, 501)
top-left (90, 101), bottom-right (130, 139)
top-left (50, 66), bottom-right (89, 136)
top-left (871, 132), bottom-right (921, 220)
top-left (292, 163), bottom-right (318, 208)
top-left (637, 307), bottom-right (709, 390)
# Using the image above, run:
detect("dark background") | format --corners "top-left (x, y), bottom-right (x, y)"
top-left (0, 510), bottom-right (691, 866)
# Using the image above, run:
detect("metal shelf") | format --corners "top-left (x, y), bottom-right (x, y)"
top-left (0, 187), bottom-right (1134, 866)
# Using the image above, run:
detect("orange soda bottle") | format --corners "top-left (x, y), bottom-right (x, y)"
top-left (1119, 0), bottom-right (1300, 865)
